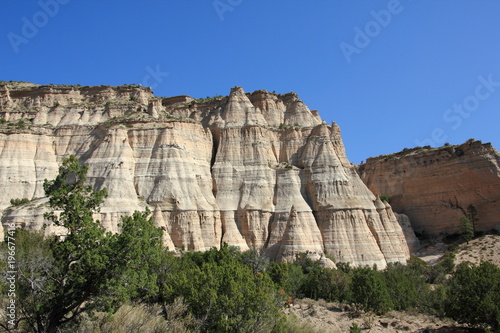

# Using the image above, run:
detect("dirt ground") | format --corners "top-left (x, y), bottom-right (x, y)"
top-left (452, 234), bottom-right (500, 267)
top-left (286, 298), bottom-right (480, 333)
top-left (417, 234), bottom-right (500, 267)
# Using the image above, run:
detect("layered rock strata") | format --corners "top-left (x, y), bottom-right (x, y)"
top-left (394, 213), bottom-right (420, 253)
top-left (0, 82), bottom-right (411, 267)
top-left (359, 141), bottom-right (500, 235)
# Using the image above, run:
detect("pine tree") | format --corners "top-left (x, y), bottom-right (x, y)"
top-left (460, 215), bottom-right (474, 243)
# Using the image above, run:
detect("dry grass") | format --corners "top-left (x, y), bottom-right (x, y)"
top-left (59, 299), bottom-right (194, 333)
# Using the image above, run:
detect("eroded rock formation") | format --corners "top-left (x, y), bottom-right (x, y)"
top-left (359, 141), bottom-right (500, 236)
top-left (0, 82), bottom-right (411, 267)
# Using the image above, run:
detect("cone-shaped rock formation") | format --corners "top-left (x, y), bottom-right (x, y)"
top-left (0, 82), bottom-right (410, 267)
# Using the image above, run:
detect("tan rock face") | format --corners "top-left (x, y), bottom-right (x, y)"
top-left (395, 213), bottom-right (420, 253)
top-left (0, 82), bottom-right (411, 267)
top-left (359, 141), bottom-right (500, 235)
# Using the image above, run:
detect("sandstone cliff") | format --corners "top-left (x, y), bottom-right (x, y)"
top-left (359, 141), bottom-right (500, 236)
top-left (0, 82), bottom-right (410, 268)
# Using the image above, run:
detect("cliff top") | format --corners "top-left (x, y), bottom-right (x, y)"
top-left (0, 81), bottom-right (300, 104)
top-left (361, 139), bottom-right (496, 165)
top-left (0, 82), bottom-right (323, 130)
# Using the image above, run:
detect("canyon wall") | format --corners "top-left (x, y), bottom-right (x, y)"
top-left (0, 82), bottom-right (411, 268)
top-left (359, 141), bottom-right (500, 236)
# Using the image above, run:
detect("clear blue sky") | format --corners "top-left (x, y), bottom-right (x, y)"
top-left (2, 1), bottom-right (499, 163)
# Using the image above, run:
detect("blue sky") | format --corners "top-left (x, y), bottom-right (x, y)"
top-left (1, 1), bottom-right (499, 163)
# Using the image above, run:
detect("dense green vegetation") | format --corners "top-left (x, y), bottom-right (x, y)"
top-left (446, 261), bottom-right (500, 331)
top-left (0, 157), bottom-right (499, 332)
top-left (9, 198), bottom-right (30, 207)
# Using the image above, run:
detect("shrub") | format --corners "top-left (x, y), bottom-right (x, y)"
top-left (349, 267), bottom-right (393, 315)
top-left (349, 322), bottom-right (362, 333)
top-left (300, 265), bottom-right (350, 303)
top-left (15, 119), bottom-right (25, 129)
top-left (380, 194), bottom-right (391, 203)
top-left (437, 251), bottom-right (455, 274)
top-left (268, 261), bottom-right (305, 298)
top-left (424, 284), bottom-right (448, 317)
top-left (194, 95), bottom-right (223, 103)
top-left (445, 262), bottom-right (500, 331)
top-left (383, 262), bottom-right (429, 311)
top-left (10, 197), bottom-right (30, 206)
top-left (161, 245), bottom-right (284, 332)
top-left (102, 208), bottom-right (164, 309)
